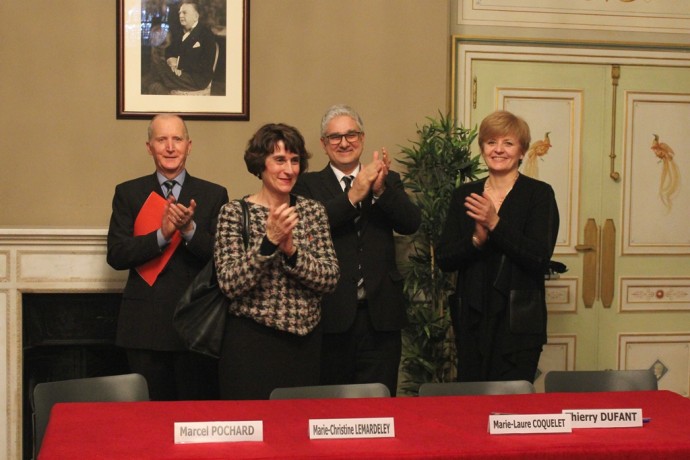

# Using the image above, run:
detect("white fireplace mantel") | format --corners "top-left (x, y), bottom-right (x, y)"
top-left (1, 228), bottom-right (127, 460)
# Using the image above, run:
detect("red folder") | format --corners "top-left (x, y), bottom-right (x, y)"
top-left (134, 192), bottom-right (182, 286)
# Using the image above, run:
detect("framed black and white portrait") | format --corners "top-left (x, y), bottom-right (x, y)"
top-left (117, 0), bottom-right (249, 120)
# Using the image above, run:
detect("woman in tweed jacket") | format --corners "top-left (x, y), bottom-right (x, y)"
top-left (214, 123), bottom-right (339, 400)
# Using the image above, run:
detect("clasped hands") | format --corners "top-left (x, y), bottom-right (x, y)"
top-left (166, 57), bottom-right (182, 77)
top-left (161, 197), bottom-right (196, 240)
top-left (465, 192), bottom-right (499, 247)
top-left (347, 147), bottom-right (391, 205)
top-left (266, 203), bottom-right (298, 257)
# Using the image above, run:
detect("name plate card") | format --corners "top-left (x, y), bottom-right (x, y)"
top-left (174, 421), bottom-right (263, 444)
top-left (563, 408), bottom-right (643, 428)
top-left (309, 417), bottom-right (395, 439)
top-left (489, 414), bottom-right (571, 435)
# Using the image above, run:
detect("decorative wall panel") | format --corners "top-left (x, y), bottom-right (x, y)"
top-left (620, 334), bottom-right (690, 396)
top-left (0, 289), bottom-right (7, 457)
top-left (17, 250), bottom-right (124, 284)
top-left (457, 0), bottom-right (690, 34)
top-left (535, 335), bottom-right (576, 392)
top-left (621, 277), bottom-right (690, 312)
top-left (546, 278), bottom-right (578, 314)
top-left (622, 92), bottom-right (690, 254)
top-left (0, 251), bottom-right (8, 281)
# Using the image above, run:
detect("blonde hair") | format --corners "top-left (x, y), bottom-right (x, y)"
top-left (478, 110), bottom-right (530, 153)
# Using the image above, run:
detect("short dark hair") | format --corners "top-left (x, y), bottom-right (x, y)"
top-left (180, 1), bottom-right (200, 14)
top-left (244, 123), bottom-right (311, 178)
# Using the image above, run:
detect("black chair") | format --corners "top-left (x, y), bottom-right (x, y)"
top-left (269, 383), bottom-right (391, 400)
top-left (418, 380), bottom-right (536, 396)
top-left (544, 369), bottom-right (658, 393)
top-left (32, 373), bottom-right (149, 458)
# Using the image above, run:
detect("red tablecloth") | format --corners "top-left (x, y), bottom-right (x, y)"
top-left (38, 390), bottom-right (690, 459)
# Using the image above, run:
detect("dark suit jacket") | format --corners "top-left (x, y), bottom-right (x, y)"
top-left (292, 165), bottom-right (420, 333)
top-left (165, 23), bottom-right (217, 89)
top-left (437, 174), bottom-right (559, 351)
top-left (107, 172), bottom-right (228, 351)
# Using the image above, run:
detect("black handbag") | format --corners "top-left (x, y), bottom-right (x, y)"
top-left (173, 199), bottom-right (249, 358)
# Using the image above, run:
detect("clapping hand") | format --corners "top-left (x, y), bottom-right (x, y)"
top-left (266, 202), bottom-right (298, 256)
top-left (465, 192), bottom-right (499, 232)
top-left (372, 148), bottom-right (390, 197)
top-left (162, 197), bottom-right (196, 239)
top-left (348, 148), bottom-right (389, 204)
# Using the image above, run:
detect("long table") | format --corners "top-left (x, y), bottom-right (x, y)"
top-left (38, 390), bottom-right (690, 459)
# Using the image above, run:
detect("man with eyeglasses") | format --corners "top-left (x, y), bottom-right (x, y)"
top-left (292, 104), bottom-right (421, 396)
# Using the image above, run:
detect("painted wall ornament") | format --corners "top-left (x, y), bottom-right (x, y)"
top-left (523, 131), bottom-right (552, 179)
top-left (651, 134), bottom-right (680, 210)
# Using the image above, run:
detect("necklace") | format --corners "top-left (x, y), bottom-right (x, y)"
top-left (484, 172), bottom-right (519, 210)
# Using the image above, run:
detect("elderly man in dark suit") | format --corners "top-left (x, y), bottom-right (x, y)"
top-left (292, 105), bottom-right (421, 396)
top-left (107, 114), bottom-right (228, 400)
top-left (145, 2), bottom-right (217, 94)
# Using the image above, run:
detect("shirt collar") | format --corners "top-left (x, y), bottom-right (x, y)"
top-left (329, 163), bottom-right (361, 183)
top-left (157, 170), bottom-right (186, 187)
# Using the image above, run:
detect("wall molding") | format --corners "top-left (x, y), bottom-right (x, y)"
top-left (458, 0), bottom-right (690, 34)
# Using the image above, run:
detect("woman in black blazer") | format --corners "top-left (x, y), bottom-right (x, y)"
top-left (437, 110), bottom-right (559, 383)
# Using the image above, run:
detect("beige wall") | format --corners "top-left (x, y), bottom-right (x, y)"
top-left (0, 1), bottom-right (449, 227)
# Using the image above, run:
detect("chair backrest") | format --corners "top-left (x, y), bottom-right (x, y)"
top-left (269, 383), bottom-right (391, 400)
top-left (544, 370), bottom-right (658, 393)
top-left (418, 380), bottom-right (536, 397)
top-left (32, 373), bottom-right (149, 457)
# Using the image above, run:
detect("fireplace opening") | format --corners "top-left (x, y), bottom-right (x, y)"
top-left (22, 293), bottom-right (129, 459)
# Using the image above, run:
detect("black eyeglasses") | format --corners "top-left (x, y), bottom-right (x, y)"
top-left (323, 131), bottom-right (362, 146)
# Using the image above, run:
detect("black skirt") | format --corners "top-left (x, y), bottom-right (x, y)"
top-left (218, 314), bottom-right (322, 400)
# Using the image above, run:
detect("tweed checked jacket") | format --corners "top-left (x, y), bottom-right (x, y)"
top-left (214, 196), bottom-right (339, 335)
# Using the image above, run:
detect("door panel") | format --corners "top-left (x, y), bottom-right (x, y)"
top-left (605, 65), bottom-right (690, 379)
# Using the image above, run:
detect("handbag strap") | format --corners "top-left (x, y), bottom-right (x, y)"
top-left (239, 199), bottom-right (249, 250)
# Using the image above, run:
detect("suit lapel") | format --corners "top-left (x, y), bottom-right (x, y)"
top-left (145, 173), bottom-right (164, 201)
top-left (319, 166), bottom-right (345, 198)
top-left (178, 174), bottom-right (194, 205)
top-left (183, 26), bottom-right (200, 50)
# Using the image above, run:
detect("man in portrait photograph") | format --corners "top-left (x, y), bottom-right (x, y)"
top-left (141, 1), bottom-right (226, 96)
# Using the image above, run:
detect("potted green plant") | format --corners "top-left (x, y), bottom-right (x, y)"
top-left (397, 113), bottom-right (483, 395)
